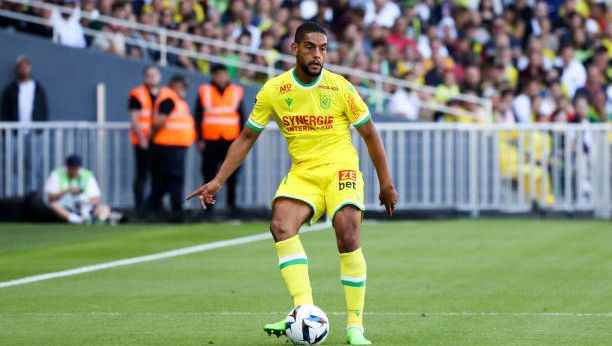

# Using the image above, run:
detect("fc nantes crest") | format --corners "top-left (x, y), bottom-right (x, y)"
top-left (320, 94), bottom-right (331, 109)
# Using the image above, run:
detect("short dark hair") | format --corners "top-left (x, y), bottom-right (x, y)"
top-left (294, 21), bottom-right (327, 43)
top-left (595, 46), bottom-right (608, 55)
top-left (169, 74), bottom-right (187, 86)
top-left (111, 2), bottom-right (124, 14)
top-left (211, 64), bottom-right (227, 74)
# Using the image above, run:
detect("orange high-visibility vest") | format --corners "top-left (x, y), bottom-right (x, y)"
top-left (198, 83), bottom-right (243, 141)
top-left (128, 85), bottom-right (154, 145)
top-left (152, 87), bottom-right (196, 147)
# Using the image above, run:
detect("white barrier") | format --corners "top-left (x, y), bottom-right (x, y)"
top-left (1, 122), bottom-right (610, 218)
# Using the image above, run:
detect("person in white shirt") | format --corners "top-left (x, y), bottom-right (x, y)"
top-left (50, 0), bottom-right (87, 48)
top-left (43, 154), bottom-right (114, 224)
top-left (512, 79), bottom-right (545, 123)
top-left (558, 44), bottom-right (586, 99)
top-left (1, 56), bottom-right (49, 194)
top-left (387, 86), bottom-right (421, 121)
top-left (363, 0), bottom-right (400, 28)
top-left (1, 56), bottom-right (48, 123)
top-left (230, 8), bottom-right (261, 51)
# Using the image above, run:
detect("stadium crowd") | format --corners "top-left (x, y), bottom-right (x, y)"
top-left (1, 0), bottom-right (611, 123)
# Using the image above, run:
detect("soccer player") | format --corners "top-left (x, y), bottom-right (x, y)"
top-left (187, 21), bottom-right (398, 345)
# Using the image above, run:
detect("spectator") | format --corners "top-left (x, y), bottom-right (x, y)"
top-left (260, 29), bottom-right (280, 66)
top-left (570, 95), bottom-right (591, 123)
top-left (43, 154), bottom-right (119, 224)
top-left (512, 79), bottom-right (543, 123)
top-left (1, 56), bottom-right (48, 194)
top-left (387, 85), bottom-right (420, 121)
top-left (591, 47), bottom-right (611, 84)
top-left (364, 0), bottom-right (400, 28)
top-left (493, 89), bottom-right (516, 124)
top-left (558, 44), bottom-right (587, 99)
top-left (221, 0), bottom-right (246, 25)
top-left (231, 8), bottom-right (261, 50)
top-left (460, 64), bottom-right (482, 95)
top-left (497, 122), bottom-right (555, 206)
top-left (174, 0), bottom-right (205, 28)
top-left (386, 16), bottom-right (415, 53)
top-left (518, 44), bottom-right (548, 92)
top-left (574, 65), bottom-right (607, 121)
top-left (49, 0), bottom-right (86, 48)
top-left (177, 39), bottom-right (197, 70)
top-left (424, 53), bottom-right (447, 87)
top-left (435, 67), bottom-right (460, 103)
top-left (92, 2), bottom-right (128, 56)
top-left (195, 65), bottom-right (245, 214)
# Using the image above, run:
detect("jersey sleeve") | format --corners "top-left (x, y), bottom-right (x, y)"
top-left (245, 84), bottom-right (273, 133)
top-left (342, 80), bottom-right (371, 128)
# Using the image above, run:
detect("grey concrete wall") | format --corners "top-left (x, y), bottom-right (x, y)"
top-left (0, 29), bottom-right (257, 122)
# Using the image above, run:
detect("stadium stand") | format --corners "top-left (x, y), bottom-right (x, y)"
top-left (1, 0), bottom-right (609, 123)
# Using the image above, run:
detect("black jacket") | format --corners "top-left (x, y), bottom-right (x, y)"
top-left (1, 80), bottom-right (48, 122)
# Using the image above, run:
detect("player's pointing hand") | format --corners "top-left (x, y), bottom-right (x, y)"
top-left (379, 184), bottom-right (398, 216)
top-left (186, 180), bottom-right (222, 209)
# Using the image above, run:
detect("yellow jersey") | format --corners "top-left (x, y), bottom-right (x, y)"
top-left (246, 68), bottom-right (371, 169)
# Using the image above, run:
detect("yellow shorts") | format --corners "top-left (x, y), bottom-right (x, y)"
top-left (273, 164), bottom-right (365, 224)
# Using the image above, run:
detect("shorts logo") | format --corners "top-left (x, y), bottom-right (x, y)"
top-left (338, 170), bottom-right (356, 190)
top-left (320, 94), bottom-right (331, 109)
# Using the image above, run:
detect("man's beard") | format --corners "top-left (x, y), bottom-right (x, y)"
top-left (298, 59), bottom-right (323, 77)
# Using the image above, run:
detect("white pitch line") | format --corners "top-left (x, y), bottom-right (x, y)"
top-left (3, 312), bottom-right (612, 318)
top-left (0, 222), bottom-right (331, 289)
top-left (191, 311), bottom-right (612, 318)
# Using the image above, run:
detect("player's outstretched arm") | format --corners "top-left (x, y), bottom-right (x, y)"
top-left (356, 121), bottom-right (398, 216)
top-left (186, 127), bottom-right (260, 205)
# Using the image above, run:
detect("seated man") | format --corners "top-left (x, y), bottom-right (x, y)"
top-left (43, 154), bottom-right (117, 224)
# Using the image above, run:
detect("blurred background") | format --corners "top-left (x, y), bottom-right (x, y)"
top-left (0, 0), bottom-right (610, 223)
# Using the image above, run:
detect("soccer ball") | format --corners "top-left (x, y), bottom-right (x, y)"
top-left (285, 304), bottom-right (330, 345)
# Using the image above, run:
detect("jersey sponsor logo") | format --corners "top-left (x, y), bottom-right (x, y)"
top-left (318, 85), bottom-right (338, 91)
top-left (338, 170), bottom-right (357, 190)
top-left (279, 83), bottom-right (293, 94)
top-left (320, 94), bottom-right (331, 109)
top-left (280, 115), bottom-right (334, 132)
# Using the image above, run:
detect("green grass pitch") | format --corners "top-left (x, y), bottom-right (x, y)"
top-left (1, 219), bottom-right (612, 345)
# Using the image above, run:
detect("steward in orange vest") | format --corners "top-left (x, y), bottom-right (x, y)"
top-left (148, 75), bottom-right (195, 216)
top-left (128, 65), bottom-right (160, 211)
top-left (194, 64), bottom-right (245, 213)
top-left (129, 84), bottom-right (154, 144)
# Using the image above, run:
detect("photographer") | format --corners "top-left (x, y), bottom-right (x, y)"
top-left (43, 154), bottom-right (116, 224)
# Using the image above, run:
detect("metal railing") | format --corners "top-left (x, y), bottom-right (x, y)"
top-left (0, 0), bottom-right (492, 117)
top-left (2, 122), bottom-right (610, 218)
